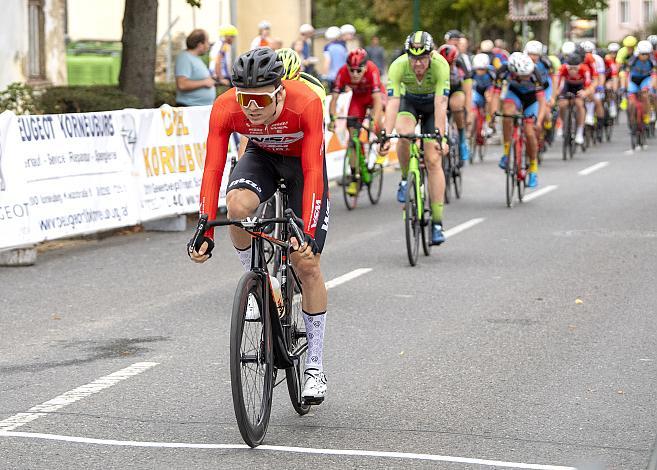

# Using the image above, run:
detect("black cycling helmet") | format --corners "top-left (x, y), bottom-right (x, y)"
top-left (564, 53), bottom-right (582, 66)
top-left (405, 31), bottom-right (434, 57)
top-left (231, 47), bottom-right (285, 88)
top-left (444, 29), bottom-right (464, 41)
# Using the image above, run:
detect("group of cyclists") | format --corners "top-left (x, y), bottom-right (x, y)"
top-left (187, 29), bottom-right (657, 407)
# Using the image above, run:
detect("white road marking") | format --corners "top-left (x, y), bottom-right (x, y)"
top-left (522, 185), bottom-right (558, 202)
top-left (444, 218), bottom-right (485, 238)
top-left (0, 431), bottom-right (577, 469)
top-left (578, 162), bottom-right (609, 176)
top-left (325, 268), bottom-right (372, 289)
top-left (0, 362), bottom-right (158, 432)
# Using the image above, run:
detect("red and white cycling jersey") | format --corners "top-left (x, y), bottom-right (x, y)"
top-left (558, 63), bottom-right (592, 88)
top-left (200, 80), bottom-right (326, 239)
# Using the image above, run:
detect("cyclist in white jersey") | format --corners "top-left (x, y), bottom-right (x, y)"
top-left (581, 41), bottom-right (606, 129)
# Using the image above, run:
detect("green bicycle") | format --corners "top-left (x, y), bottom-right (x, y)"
top-left (382, 131), bottom-right (439, 266)
top-left (337, 116), bottom-right (384, 210)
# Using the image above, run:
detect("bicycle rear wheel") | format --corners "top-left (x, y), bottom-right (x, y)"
top-left (284, 267), bottom-right (310, 415)
top-left (341, 146), bottom-right (359, 210)
top-left (404, 172), bottom-right (420, 266)
top-left (230, 271), bottom-right (274, 448)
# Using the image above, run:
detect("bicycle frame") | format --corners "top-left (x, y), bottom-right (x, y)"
top-left (192, 209), bottom-right (307, 370)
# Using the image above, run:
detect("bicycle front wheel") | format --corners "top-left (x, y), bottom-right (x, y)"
top-left (404, 172), bottom-right (420, 266)
top-left (505, 146), bottom-right (515, 208)
top-left (452, 150), bottom-right (462, 199)
top-left (420, 169), bottom-right (432, 257)
top-left (367, 163), bottom-right (384, 204)
top-left (283, 267), bottom-right (310, 415)
top-left (230, 271), bottom-right (274, 448)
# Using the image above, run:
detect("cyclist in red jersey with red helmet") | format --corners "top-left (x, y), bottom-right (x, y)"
top-left (188, 48), bottom-right (330, 403)
top-left (556, 52), bottom-right (595, 144)
top-left (328, 48), bottom-right (384, 195)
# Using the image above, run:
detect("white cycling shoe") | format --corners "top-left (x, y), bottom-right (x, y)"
top-left (302, 368), bottom-right (327, 405)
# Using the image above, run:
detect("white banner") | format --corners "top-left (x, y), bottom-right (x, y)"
top-left (0, 110), bottom-right (139, 248)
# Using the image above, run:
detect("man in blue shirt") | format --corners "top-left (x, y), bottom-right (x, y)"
top-left (175, 29), bottom-right (216, 107)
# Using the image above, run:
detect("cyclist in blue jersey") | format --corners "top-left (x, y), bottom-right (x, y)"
top-left (622, 40), bottom-right (657, 129)
top-left (490, 52), bottom-right (546, 188)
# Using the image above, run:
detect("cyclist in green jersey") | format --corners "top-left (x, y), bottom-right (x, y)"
top-left (380, 31), bottom-right (451, 245)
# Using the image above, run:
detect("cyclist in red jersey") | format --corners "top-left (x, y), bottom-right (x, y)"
top-left (329, 48), bottom-right (383, 129)
top-left (556, 53), bottom-right (594, 144)
top-left (328, 48), bottom-right (384, 195)
top-left (188, 48), bottom-right (329, 403)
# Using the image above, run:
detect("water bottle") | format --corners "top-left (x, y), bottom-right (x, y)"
top-left (269, 275), bottom-right (285, 317)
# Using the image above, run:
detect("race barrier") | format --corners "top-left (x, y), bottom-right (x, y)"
top-left (0, 92), bottom-right (373, 255)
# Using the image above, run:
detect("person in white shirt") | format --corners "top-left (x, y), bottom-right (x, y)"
top-left (250, 20), bottom-right (272, 50)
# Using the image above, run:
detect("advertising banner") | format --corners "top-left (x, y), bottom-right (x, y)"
top-left (0, 110), bottom-right (139, 249)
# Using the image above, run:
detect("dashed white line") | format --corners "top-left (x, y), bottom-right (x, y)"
top-left (523, 185), bottom-right (558, 202)
top-left (0, 431), bottom-right (577, 469)
top-left (325, 268), bottom-right (372, 289)
top-left (0, 362), bottom-right (159, 432)
top-left (578, 162), bottom-right (609, 176)
top-left (444, 218), bottom-right (485, 238)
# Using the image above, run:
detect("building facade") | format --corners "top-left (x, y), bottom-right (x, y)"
top-left (0, 0), bottom-right (67, 90)
top-left (599, 0), bottom-right (656, 42)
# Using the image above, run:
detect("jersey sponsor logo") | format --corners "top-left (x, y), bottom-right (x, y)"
top-left (245, 132), bottom-right (304, 146)
top-left (320, 199), bottom-right (330, 231)
top-left (387, 88), bottom-right (394, 96)
top-left (310, 194), bottom-right (321, 229)
top-left (228, 178), bottom-right (262, 193)
top-left (269, 121), bottom-right (289, 130)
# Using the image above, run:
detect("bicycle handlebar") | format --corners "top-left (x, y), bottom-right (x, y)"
top-left (190, 209), bottom-right (306, 250)
top-left (380, 131), bottom-right (443, 141)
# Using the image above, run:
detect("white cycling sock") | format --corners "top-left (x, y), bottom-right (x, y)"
top-left (303, 311), bottom-right (326, 372)
top-left (585, 101), bottom-right (594, 117)
top-left (235, 246), bottom-right (252, 271)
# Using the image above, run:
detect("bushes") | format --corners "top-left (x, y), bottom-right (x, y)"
top-left (39, 85), bottom-right (143, 114)
top-left (0, 82), bottom-right (42, 115)
top-left (154, 83), bottom-right (177, 107)
top-left (0, 83), bottom-right (178, 115)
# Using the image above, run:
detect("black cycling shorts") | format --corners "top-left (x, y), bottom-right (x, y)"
top-left (227, 141), bottom-right (329, 254)
top-left (560, 82), bottom-right (583, 97)
top-left (399, 93), bottom-right (435, 134)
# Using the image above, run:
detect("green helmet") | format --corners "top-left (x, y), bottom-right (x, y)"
top-left (405, 31), bottom-right (434, 57)
top-left (276, 48), bottom-right (301, 80)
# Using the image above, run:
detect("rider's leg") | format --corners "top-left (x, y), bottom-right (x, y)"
top-left (450, 91), bottom-right (469, 161)
top-left (498, 99), bottom-right (516, 169)
top-left (575, 96), bottom-right (585, 143)
top-left (395, 114), bottom-right (416, 202)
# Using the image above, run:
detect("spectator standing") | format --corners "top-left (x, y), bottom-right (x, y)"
top-left (250, 20), bottom-right (272, 49)
top-left (340, 24), bottom-right (357, 51)
top-left (175, 29), bottom-right (216, 106)
top-left (365, 35), bottom-right (386, 75)
top-left (298, 23), bottom-right (318, 75)
top-left (208, 24), bottom-right (238, 87)
top-left (323, 26), bottom-right (348, 90)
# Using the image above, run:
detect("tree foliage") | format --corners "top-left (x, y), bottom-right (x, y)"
top-left (315, 0), bottom-right (609, 50)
